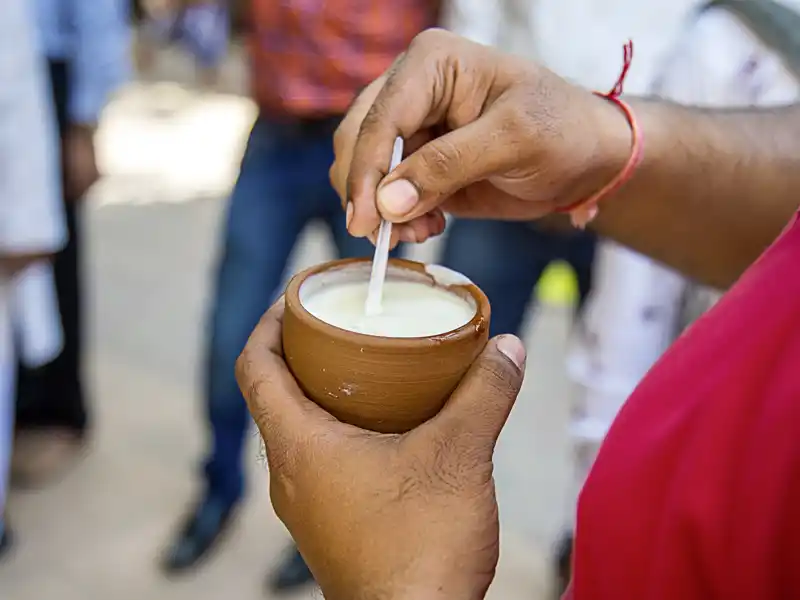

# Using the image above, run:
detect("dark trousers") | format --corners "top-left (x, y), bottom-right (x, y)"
top-left (440, 220), bottom-right (596, 338)
top-left (203, 116), bottom-right (398, 505)
top-left (15, 60), bottom-right (87, 434)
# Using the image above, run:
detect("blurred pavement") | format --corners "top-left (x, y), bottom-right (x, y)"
top-left (3, 44), bottom-right (578, 600)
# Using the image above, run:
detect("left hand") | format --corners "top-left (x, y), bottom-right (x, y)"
top-left (63, 125), bottom-right (100, 201)
top-left (236, 299), bottom-right (527, 600)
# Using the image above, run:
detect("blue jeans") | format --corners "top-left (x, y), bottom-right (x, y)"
top-left (440, 220), bottom-right (596, 338)
top-left (203, 116), bottom-right (394, 505)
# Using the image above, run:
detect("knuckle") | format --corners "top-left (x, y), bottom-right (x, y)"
top-left (383, 51), bottom-right (406, 81)
top-left (400, 434), bottom-right (489, 500)
top-left (357, 100), bottom-right (386, 140)
top-left (248, 390), bottom-right (272, 431)
top-left (266, 433), bottom-right (299, 477)
top-left (344, 172), bottom-right (355, 205)
top-left (268, 454), bottom-right (300, 520)
top-left (269, 431), bottom-right (334, 518)
top-left (234, 349), bottom-right (253, 394)
top-left (258, 416), bottom-right (304, 488)
top-left (269, 471), bottom-right (293, 520)
top-left (235, 349), bottom-right (280, 423)
top-left (332, 122), bottom-right (347, 156)
top-left (503, 90), bottom-right (559, 152)
top-left (418, 139), bottom-right (460, 184)
top-left (500, 106), bottom-right (537, 153)
top-left (410, 27), bottom-right (448, 52)
top-left (328, 161), bottom-right (341, 193)
top-left (329, 166), bottom-right (344, 204)
top-left (428, 434), bottom-right (472, 492)
top-left (476, 359), bottom-right (519, 399)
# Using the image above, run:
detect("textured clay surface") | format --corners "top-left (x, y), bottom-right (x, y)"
top-left (283, 257), bottom-right (491, 433)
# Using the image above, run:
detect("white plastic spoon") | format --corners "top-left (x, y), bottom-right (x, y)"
top-left (364, 137), bottom-right (404, 316)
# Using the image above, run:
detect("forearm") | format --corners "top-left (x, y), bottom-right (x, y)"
top-left (593, 100), bottom-right (800, 289)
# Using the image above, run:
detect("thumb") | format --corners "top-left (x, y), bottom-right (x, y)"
top-left (376, 115), bottom-right (514, 224)
top-left (429, 335), bottom-right (526, 452)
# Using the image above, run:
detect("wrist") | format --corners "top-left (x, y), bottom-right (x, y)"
top-left (397, 583), bottom-right (487, 600)
top-left (327, 568), bottom-right (489, 600)
top-left (352, 586), bottom-right (486, 600)
top-left (592, 94), bottom-right (635, 184)
top-left (552, 91), bottom-right (634, 223)
top-left (69, 123), bottom-right (97, 136)
top-left (590, 98), bottom-right (671, 232)
top-left (385, 567), bottom-right (491, 600)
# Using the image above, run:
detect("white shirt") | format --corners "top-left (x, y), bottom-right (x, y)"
top-left (655, 4), bottom-right (800, 106)
top-left (0, 0), bottom-right (65, 256)
top-left (444, 0), bottom-right (800, 438)
top-left (0, 0), bottom-right (67, 515)
top-left (568, 3), bottom-right (800, 437)
top-left (0, 0), bottom-right (65, 370)
top-left (443, 0), bottom-right (703, 93)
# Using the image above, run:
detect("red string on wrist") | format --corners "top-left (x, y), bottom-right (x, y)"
top-left (556, 40), bottom-right (644, 228)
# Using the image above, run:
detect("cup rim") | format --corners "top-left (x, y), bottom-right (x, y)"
top-left (284, 257), bottom-right (490, 349)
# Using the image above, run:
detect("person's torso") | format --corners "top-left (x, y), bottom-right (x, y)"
top-left (567, 5), bottom-right (800, 598)
top-left (570, 209), bottom-right (800, 599)
top-left (248, 0), bottom-right (437, 118)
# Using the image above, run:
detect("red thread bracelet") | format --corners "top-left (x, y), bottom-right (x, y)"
top-left (556, 40), bottom-right (644, 228)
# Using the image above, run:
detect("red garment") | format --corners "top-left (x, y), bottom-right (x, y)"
top-left (248, 0), bottom-right (438, 117)
top-left (568, 211), bottom-right (800, 600)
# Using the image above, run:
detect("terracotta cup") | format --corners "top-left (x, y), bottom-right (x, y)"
top-left (283, 257), bottom-right (491, 433)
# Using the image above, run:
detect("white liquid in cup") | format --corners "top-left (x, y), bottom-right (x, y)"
top-left (301, 278), bottom-right (476, 338)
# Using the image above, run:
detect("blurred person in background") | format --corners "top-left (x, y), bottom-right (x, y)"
top-left (441, 1), bottom-right (666, 593)
top-left (561, 1), bottom-right (800, 595)
top-left (137, 0), bottom-right (230, 88)
top-left (13, 0), bottom-right (130, 486)
top-left (160, 0), bottom-right (439, 594)
top-left (442, 0), bottom-right (763, 596)
top-left (440, 1), bottom-right (597, 339)
top-left (0, 0), bottom-right (67, 558)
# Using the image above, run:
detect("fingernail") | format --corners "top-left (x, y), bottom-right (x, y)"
top-left (496, 335), bottom-right (526, 370)
top-left (345, 201), bottom-right (354, 230)
top-left (378, 179), bottom-right (419, 217)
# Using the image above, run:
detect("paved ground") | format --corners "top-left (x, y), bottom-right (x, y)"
top-left (2, 47), bottom-right (581, 600)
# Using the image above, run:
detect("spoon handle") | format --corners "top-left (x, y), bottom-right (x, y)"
top-left (365, 137), bottom-right (404, 316)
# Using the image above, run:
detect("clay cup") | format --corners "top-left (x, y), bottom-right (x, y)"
top-left (282, 258), bottom-right (491, 433)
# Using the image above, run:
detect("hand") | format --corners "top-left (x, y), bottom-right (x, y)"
top-left (236, 299), bottom-right (528, 600)
top-left (0, 252), bottom-right (53, 277)
top-left (330, 28), bottom-right (631, 245)
top-left (63, 125), bottom-right (100, 201)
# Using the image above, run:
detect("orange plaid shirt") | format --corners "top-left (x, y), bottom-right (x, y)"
top-left (248, 0), bottom-right (438, 118)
